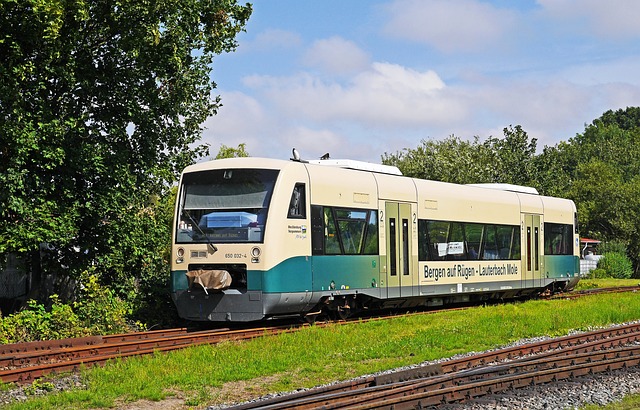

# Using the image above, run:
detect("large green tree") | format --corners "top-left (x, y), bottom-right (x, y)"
top-left (384, 107), bottom-right (640, 276)
top-left (382, 125), bottom-right (538, 187)
top-left (0, 1), bottom-right (251, 297)
top-left (561, 107), bottom-right (640, 274)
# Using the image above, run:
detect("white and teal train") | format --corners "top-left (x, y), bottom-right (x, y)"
top-left (170, 153), bottom-right (579, 322)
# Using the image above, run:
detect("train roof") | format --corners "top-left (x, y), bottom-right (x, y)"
top-left (306, 159), bottom-right (402, 175)
top-left (466, 183), bottom-right (539, 195)
top-left (181, 156), bottom-right (403, 176)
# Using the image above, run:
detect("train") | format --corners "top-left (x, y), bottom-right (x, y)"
top-left (170, 152), bottom-right (579, 322)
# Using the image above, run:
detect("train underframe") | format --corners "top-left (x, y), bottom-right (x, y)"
top-left (173, 277), bottom-right (574, 323)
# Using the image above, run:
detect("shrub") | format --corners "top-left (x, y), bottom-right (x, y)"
top-left (73, 271), bottom-right (133, 334)
top-left (0, 271), bottom-right (136, 344)
top-left (597, 252), bottom-right (633, 279)
top-left (598, 240), bottom-right (628, 255)
top-left (586, 268), bottom-right (610, 279)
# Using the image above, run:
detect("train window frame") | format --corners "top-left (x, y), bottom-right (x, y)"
top-left (544, 223), bottom-right (573, 256)
top-left (418, 219), bottom-right (521, 261)
top-left (287, 183), bottom-right (306, 219)
top-left (175, 168), bottom-right (279, 244)
top-left (324, 208), bottom-right (342, 255)
top-left (310, 205), bottom-right (378, 256)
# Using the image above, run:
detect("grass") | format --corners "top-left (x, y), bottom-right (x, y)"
top-left (583, 395), bottom-right (640, 410)
top-left (4, 287), bottom-right (640, 409)
top-left (574, 277), bottom-right (640, 290)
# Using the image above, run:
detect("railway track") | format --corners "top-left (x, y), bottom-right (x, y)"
top-left (227, 322), bottom-right (640, 409)
top-left (0, 325), bottom-right (300, 384)
top-left (0, 285), bottom-right (637, 388)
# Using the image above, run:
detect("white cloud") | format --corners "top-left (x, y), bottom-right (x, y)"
top-left (537, 0), bottom-right (640, 40)
top-left (207, 58), bottom-right (640, 162)
top-left (281, 126), bottom-right (345, 159)
top-left (382, 0), bottom-right (519, 53)
top-left (556, 55), bottom-right (640, 87)
top-left (302, 37), bottom-right (370, 75)
top-left (201, 91), bottom-right (273, 158)
top-left (242, 29), bottom-right (303, 52)
top-left (244, 62), bottom-right (464, 127)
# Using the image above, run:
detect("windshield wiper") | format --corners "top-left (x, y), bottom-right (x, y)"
top-left (183, 210), bottom-right (218, 253)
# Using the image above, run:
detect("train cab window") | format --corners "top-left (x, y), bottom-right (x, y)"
top-left (176, 168), bottom-right (278, 244)
top-left (288, 183), bottom-right (306, 219)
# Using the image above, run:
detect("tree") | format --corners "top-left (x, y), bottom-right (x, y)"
top-left (215, 143), bottom-right (250, 159)
top-left (484, 125), bottom-right (537, 186)
top-left (562, 108), bottom-right (640, 275)
top-left (0, 1), bottom-right (252, 297)
top-left (382, 126), bottom-right (538, 187)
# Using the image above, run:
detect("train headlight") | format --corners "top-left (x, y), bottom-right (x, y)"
top-left (176, 247), bottom-right (185, 264)
top-left (251, 247), bottom-right (261, 263)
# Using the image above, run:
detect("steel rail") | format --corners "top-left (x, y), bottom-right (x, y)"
top-left (345, 346), bottom-right (640, 409)
top-left (228, 322), bottom-right (640, 409)
top-left (0, 325), bottom-right (299, 383)
top-left (1, 285), bottom-right (637, 387)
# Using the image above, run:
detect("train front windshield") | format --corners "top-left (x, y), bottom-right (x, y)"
top-left (176, 169), bottom-right (279, 244)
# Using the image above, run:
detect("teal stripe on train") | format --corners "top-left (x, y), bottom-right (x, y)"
top-left (544, 255), bottom-right (580, 278)
top-left (171, 270), bottom-right (189, 292)
top-left (249, 255), bottom-right (379, 293)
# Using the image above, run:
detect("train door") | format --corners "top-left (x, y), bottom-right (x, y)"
top-left (385, 202), bottom-right (413, 298)
top-left (522, 214), bottom-right (542, 288)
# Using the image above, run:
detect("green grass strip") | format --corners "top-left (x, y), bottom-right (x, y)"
top-left (5, 289), bottom-right (640, 409)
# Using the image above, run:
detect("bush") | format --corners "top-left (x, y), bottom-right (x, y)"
top-left (0, 271), bottom-right (136, 344)
top-left (0, 297), bottom-right (83, 343)
top-left (586, 268), bottom-right (610, 279)
top-left (598, 240), bottom-right (628, 255)
top-left (73, 271), bottom-right (135, 334)
top-left (597, 252), bottom-right (633, 279)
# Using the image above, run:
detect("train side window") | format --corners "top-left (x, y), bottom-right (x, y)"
top-left (402, 218), bottom-right (410, 275)
top-left (421, 220), bottom-right (520, 261)
top-left (389, 218), bottom-right (397, 276)
top-left (535, 227), bottom-right (540, 270)
top-left (288, 183), bottom-right (306, 219)
top-left (510, 227), bottom-right (521, 259)
top-left (544, 223), bottom-right (572, 255)
top-left (482, 225), bottom-right (500, 260)
top-left (496, 225), bottom-right (514, 259)
top-left (427, 220), bottom-right (449, 261)
top-left (448, 222), bottom-right (465, 260)
top-left (362, 210), bottom-right (379, 255)
top-left (311, 205), bottom-right (324, 255)
top-left (335, 209), bottom-right (366, 254)
top-left (418, 220), bottom-right (429, 261)
top-left (324, 208), bottom-right (341, 254)
top-left (465, 223), bottom-right (483, 260)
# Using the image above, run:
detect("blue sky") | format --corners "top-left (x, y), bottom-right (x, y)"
top-left (202, 0), bottom-right (640, 163)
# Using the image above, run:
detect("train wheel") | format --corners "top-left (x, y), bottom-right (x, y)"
top-left (336, 305), bottom-right (351, 321)
top-left (303, 308), bottom-right (330, 325)
top-left (304, 312), bottom-right (319, 324)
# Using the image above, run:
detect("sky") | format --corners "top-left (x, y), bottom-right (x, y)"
top-left (202, 0), bottom-right (640, 163)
